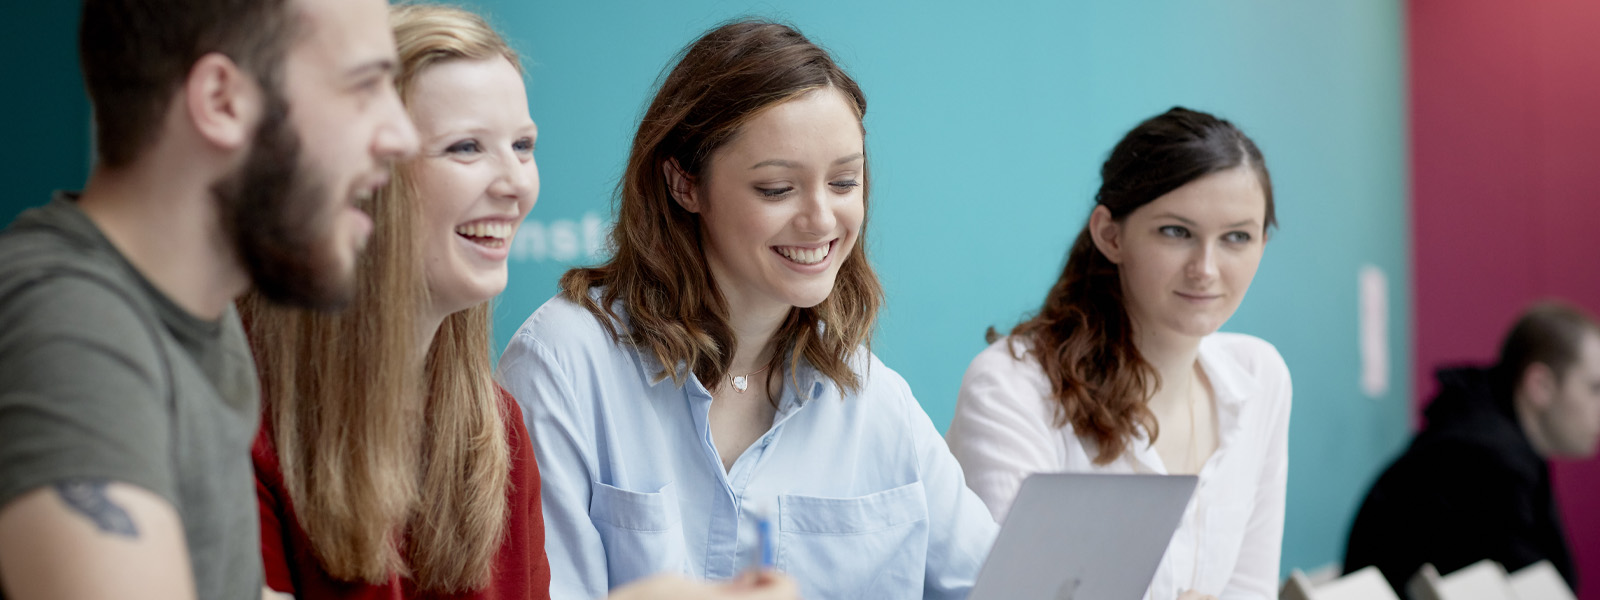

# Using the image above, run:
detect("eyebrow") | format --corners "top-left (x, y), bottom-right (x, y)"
top-left (423, 123), bottom-right (540, 146)
top-left (344, 58), bottom-right (397, 80)
top-left (749, 152), bottom-right (865, 170)
top-left (1154, 212), bottom-right (1259, 229)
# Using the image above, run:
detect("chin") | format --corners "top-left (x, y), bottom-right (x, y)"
top-left (463, 282), bottom-right (502, 308)
top-left (782, 288), bottom-right (834, 310)
top-left (1166, 319), bottom-right (1224, 340)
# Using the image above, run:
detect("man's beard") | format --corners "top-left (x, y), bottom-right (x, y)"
top-left (214, 87), bottom-right (357, 311)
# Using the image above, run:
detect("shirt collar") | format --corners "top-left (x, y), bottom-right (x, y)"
top-left (625, 329), bottom-right (832, 413)
top-left (1118, 335), bottom-right (1261, 473)
top-left (1197, 335), bottom-right (1259, 411)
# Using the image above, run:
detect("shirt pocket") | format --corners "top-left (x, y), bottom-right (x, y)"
top-left (589, 480), bottom-right (689, 588)
top-left (777, 480), bottom-right (929, 600)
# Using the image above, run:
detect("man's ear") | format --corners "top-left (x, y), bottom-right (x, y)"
top-left (184, 52), bottom-right (261, 153)
top-left (1520, 362), bottom-right (1558, 410)
top-left (663, 159), bottom-right (701, 213)
top-left (1088, 205), bottom-right (1124, 264)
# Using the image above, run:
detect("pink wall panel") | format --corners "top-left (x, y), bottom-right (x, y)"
top-left (1411, 0), bottom-right (1600, 597)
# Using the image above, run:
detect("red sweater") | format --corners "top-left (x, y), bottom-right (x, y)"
top-left (253, 389), bottom-right (552, 599)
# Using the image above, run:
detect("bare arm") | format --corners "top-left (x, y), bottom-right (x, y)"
top-left (0, 481), bottom-right (195, 600)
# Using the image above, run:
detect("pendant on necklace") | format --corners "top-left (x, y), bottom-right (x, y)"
top-left (731, 375), bottom-right (749, 392)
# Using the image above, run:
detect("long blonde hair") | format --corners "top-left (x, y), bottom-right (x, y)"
top-left (562, 20), bottom-right (882, 396)
top-left (240, 4), bottom-right (520, 592)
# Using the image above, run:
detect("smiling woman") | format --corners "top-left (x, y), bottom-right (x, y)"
top-left (495, 19), bottom-right (997, 600)
top-left (405, 53), bottom-right (540, 321)
top-left (945, 107), bottom-right (1292, 600)
top-left (239, 4), bottom-right (545, 598)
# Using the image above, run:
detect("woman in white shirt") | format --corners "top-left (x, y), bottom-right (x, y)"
top-left (946, 107), bottom-right (1291, 600)
top-left (497, 20), bottom-right (997, 600)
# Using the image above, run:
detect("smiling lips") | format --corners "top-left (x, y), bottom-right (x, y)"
top-left (775, 241), bottom-right (831, 265)
top-left (455, 221), bottom-right (515, 249)
top-left (1176, 291), bottom-right (1221, 302)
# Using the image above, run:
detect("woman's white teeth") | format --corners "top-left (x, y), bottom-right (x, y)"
top-left (454, 222), bottom-right (513, 240)
top-left (777, 244), bottom-right (828, 265)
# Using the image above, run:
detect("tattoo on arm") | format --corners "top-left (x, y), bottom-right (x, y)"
top-left (54, 480), bottom-right (140, 538)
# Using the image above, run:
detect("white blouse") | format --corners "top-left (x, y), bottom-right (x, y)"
top-left (946, 332), bottom-right (1292, 600)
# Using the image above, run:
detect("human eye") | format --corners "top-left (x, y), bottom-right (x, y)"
top-left (445, 140), bottom-right (482, 155)
top-left (829, 179), bottom-right (861, 193)
top-left (1158, 225), bottom-right (1190, 239)
top-left (1223, 231), bottom-right (1254, 244)
top-left (512, 137), bottom-right (535, 154)
top-left (755, 185), bottom-right (794, 199)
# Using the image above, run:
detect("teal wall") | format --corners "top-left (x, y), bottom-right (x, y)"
top-left (0, 0), bottom-right (1412, 581)
top-left (0, 2), bottom-right (89, 226)
top-left (480, 1), bottom-right (1413, 577)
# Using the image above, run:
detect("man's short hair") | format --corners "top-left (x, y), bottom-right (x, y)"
top-left (79, 0), bottom-right (295, 167)
top-left (1496, 300), bottom-right (1600, 389)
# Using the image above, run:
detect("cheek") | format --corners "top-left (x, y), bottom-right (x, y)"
top-left (714, 205), bottom-right (780, 248)
top-left (521, 163), bottom-right (541, 215)
top-left (1225, 254), bottom-right (1264, 287)
top-left (840, 195), bottom-right (866, 232)
top-left (415, 166), bottom-right (481, 221)
top-left (1123, 251), bottom-right (1178, 291)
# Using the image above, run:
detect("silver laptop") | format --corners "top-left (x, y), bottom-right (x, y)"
top-left (968, 473), bottom-right (1198, 600)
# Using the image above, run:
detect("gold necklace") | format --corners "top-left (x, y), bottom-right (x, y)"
top-left (728, 364), bottom-right (770, 393)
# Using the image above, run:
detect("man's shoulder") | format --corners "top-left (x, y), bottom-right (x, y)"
top-left (0, 223), bottom-right (177, 433)
top-left (1375, 431), bottom-right (1535, 503)
top-left (0, 213), bottom-right (146, 305)
top-left (0, 241), bottom-right (164, 351)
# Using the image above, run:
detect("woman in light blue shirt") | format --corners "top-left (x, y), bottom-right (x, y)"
top-left (496, 19), bottom-right (998, 600)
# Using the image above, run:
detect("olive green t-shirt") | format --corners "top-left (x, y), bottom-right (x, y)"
top-left (0, 193), bottom-right (262, 599)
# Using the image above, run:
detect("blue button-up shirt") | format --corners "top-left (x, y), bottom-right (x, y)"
top-left (496, 294), bottom-right (998, 600)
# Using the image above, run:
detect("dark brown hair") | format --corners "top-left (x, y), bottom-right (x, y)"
top-left (562, 19), bottom-right (882, 396)
top-left (79, 0), bottom-right (294, 167)
top-left (1495, 300), bottom-right (1600, 396)
top-left (999, 107), bottom-right (1274, 464)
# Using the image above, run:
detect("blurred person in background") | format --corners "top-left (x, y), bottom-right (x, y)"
top-left (1345, 300), bottom-right (1600, 595)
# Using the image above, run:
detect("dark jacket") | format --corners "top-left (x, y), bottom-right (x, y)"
top-left (1343, 367), bottom-right (1575, 596)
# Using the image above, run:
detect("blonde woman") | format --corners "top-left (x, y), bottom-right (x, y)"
top-left (244, 5), bottom-right (796, 600)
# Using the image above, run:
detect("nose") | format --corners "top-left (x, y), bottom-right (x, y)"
top-left (1186, 242), bottom-right (1219, 283)
top-left (372, 86), bottom-right (419, 162)
top-left (489, 150), bottom-right (539, 206)
top-left (795, 185), bottom-right (837, 236)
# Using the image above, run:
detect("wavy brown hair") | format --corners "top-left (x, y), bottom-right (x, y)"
top-left (998, 107), bottom-right (1275, 464)
top-left (562, 19), bottom-right (882, 395)
top-left (239, 4), bottom-right (518, 592)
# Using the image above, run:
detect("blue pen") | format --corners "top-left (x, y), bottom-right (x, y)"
top-left (756, 507), bottom-right (775, 568)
